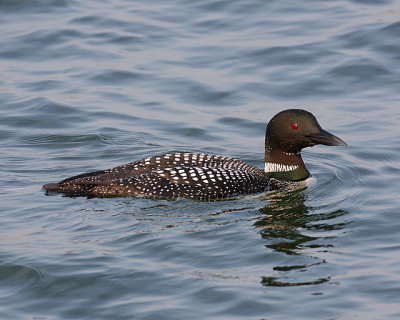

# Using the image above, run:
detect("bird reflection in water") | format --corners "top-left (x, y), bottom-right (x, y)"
top-left (255, 187), bottom-right (348, 287)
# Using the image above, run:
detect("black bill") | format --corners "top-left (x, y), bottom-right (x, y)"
top-left (307, 129), bottom-right (347, 146)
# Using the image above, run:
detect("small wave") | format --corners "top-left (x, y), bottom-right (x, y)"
top-left (0, 263), bottom-right (42, 291)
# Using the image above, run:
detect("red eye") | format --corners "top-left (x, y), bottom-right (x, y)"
top-left (291, 123), bottom-right (298, 130)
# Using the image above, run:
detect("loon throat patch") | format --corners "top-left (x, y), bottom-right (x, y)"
top-left (264, 162), bottom-right (299, 173)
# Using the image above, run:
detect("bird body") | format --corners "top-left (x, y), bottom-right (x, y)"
top-left (43, 109), bottom-right (346, 200)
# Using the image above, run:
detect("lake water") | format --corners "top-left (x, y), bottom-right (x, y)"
top-left (1, 0), bottom-right (400, 319)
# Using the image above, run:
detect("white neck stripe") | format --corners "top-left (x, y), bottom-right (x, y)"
top-left (264, 162), bottom-right (299, 173)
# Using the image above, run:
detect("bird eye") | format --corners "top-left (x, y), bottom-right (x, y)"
top-left (291, 123), bottom-right (298, 130)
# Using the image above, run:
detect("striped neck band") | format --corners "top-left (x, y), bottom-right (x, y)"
top-left (264, 162), bottom-right (299, 173)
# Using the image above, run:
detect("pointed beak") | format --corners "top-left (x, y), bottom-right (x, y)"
top-left (307, 129), bottom-right (347, 146)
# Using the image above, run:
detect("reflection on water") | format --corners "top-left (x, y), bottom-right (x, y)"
top-left (255, 189), bottom-right (348, 286)
top-left (261, 275), bottom-right (330, 287)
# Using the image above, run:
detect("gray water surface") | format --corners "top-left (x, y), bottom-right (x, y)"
top-left (1, 0), bottom-right (400, 319)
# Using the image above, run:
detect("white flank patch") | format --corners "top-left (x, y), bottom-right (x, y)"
top-left (306, 176), bottom-right (317, 188)
top-left (264, 162), bottom-right (299, 173)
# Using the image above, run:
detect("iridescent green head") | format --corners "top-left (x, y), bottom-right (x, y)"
top-left (265, 109), bottom-right (347, 181)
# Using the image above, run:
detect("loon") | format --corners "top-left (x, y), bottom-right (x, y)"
top-left (43, 109), bottom-right (346, 200)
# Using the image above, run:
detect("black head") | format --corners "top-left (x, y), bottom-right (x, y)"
top-left (265, 109), bottom-right (347, 181)
top-left (266, 109), bottom-right (346, 152)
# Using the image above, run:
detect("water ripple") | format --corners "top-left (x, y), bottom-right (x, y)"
top-left (1, 0), bottom-right (400, 319)
top-left (0, 263), bottom-right (42, 293)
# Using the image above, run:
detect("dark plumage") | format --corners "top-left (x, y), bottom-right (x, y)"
top-left (43, 109), bottom-right (346, 200)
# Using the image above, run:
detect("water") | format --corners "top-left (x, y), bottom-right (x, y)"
top-left (1, 0), bottom-right (400, 319)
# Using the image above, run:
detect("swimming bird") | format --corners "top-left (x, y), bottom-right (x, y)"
top-left (43, 109), bottom-right (346, 200)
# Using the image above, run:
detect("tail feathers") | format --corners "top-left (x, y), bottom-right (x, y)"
top-left (43, 169), bottom-right (113, 196)
top-left (58, 169), bottom-right (109, 184)
top-left (43, 183), bottom-right (63, 193)
top-left (42, 182), bottom-right (98, 196)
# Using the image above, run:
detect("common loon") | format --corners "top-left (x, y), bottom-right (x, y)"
top-left (43, 109), bottom-right (346, 200)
